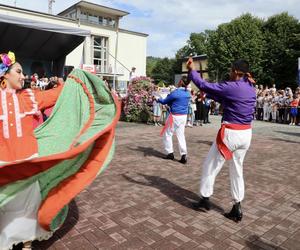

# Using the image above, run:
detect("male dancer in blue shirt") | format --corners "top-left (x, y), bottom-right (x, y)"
top-left (157, 77), bottom-right (191, 164)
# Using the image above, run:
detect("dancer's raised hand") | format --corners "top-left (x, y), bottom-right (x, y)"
top-left (186, 57), bottom-right (195, 71)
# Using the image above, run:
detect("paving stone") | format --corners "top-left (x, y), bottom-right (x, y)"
top-left (34, 117), bottom-right (300, 249)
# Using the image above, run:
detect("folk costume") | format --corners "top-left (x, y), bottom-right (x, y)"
top-left (188, 67), bottom-right (256, 222)
top-left (0, 52), bottom-right (120, 249)
top-left (158, 87), bottom-right (191, 164)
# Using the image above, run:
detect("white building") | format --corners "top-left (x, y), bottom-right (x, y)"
top-left (0, 1), bottom-right (148, 90)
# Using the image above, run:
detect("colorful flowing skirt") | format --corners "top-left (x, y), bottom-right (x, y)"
top-left (0, 69), bottom-right (120, 249)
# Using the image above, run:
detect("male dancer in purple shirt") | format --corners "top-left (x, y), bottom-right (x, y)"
top-left (187, 58), bottom-right (256, 222)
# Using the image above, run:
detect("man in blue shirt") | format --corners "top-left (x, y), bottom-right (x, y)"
top-left (157, 78), bottom-right (191, 164)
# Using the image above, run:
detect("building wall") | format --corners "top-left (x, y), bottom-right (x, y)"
top-left (66, 25), bottom-right (147, 82)
top-left (118, 31), bottom-right (147, 80)
top-left (0, 6), bottom-right (79, 28)
top-left (0, 6), bottom-right (147, 83)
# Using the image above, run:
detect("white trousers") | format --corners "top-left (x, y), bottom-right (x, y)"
top-left (271, 108), bottom-right (277, 121)
top-left (0, 181), bottom-right (53, 250)
top-left (263, 105), bottom-right (270, 121)
top-left (163, 115), bottom-right (187, 156)
top-left (200, 128), bottom-right (252, 202)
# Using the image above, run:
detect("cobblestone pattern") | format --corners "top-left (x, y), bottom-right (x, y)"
top-left (33, 117), bottom-right (300, 250)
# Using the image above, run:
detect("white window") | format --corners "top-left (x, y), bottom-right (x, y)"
top-left (93, 36), bottom-right (108, 73)
top-left (88, 14), bottom-right (98, 24)
top-left (102, 17), bottom-right (108, 26)
top-left (80, 12), bottom-right (88, 21)
top-left (80, 11), bottom-right (116, 27)
top-left (98, 16), bottom-right (103, 25)
top-left (108, 18), bottom-right (116, 27)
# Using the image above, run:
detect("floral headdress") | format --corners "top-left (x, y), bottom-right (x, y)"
top-left (0, 51), bottom-right (16, 77)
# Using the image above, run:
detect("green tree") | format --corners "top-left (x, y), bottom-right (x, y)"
top-left (207, 14), bottom-right (265, 82)
top-left (176, 31), bottom-right (212, 57)
top-left (146, 56), bottom-right (161, 77)
top-left (172, 48), bottom-right (187, 76)
top-left (188, 31), bottom-right (211, 55)
top-left (151, 58), bottom-right (175, 85)
top-left (172, 12), bottom-right (300, 88)
top-left (262, 12), bottom-right (300, 89)
top-left (173, 31), bottom-right (212, 75)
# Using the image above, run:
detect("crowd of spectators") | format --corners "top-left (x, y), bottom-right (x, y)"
top-left (23, 73), bottom-right (63, 91)
top-left (151, 86), bottom-right (216, 127)
top-left (150, 83), bottom-right (300, 127)
top-left (22, 73), bottom-right (64, 127)
top-left (255, 85), bottom-right (300, 125)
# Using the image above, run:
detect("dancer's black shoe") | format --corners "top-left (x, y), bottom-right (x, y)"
top-left (224, 202), bottom-right (243, 222)
top-left (191, 197), bottom-right (211, 211)
top-left (178, 154), bottom-right (187, 164)
top-left (164, 153), bottom-right (175, 160)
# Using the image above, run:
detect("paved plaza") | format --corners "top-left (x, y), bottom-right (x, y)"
top-left (34, 117), bottom-right (300, 250)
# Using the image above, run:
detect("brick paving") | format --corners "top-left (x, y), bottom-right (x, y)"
top-left (33, 117), bottom-right (300, 250)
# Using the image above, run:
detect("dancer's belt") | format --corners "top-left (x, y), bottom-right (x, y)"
top-left (216, 123), bottom-right (251, 160)
top-left (160, 113), bottom-right (186, 136)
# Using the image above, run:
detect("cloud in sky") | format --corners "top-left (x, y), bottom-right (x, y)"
top-left (1, 0), bottom-right (300, 57)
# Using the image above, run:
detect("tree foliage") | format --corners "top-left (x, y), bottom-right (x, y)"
top-left (262, 12), bottom-right (300, 88)
top-left (146, 56), bottom-right (160, 77)
top-left (150, 57), bottom-right (176, 85)
top-left (173, 12), bottom-right (300, 88)
top-left (207, 14), bottom-right (265, 82)
top-left (172, 31), bottom-right (212, 76)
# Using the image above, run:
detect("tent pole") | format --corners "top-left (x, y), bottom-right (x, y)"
top-left (113, 19), bottom-right (119, 91)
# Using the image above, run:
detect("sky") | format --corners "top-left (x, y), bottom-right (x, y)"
top-left (1, 0), bottom-right (300, 57)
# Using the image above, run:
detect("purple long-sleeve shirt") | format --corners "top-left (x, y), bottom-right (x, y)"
top-left (188, 70), bottom-right (256, 124)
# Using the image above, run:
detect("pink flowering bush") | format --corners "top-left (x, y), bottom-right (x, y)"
top-left (123, 76), bottom-right (154, 122)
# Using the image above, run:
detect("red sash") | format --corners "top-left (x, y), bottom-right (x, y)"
top-left (160, 113), bottom-right (186, 136)
top-left (216, 123), bottom-right (251, 160)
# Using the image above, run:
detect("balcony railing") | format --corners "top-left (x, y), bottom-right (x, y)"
top-left (94, 65), bottom-right (125, 76)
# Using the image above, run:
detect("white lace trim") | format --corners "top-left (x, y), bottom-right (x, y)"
top-left (8, 231), bottom-right (54, 250)
top-left (1, 90), bottom-right (9, 139)
top-left (20, 89), bottom-right (39, 117)
top-left (0, 90), bottom-right (40, 140)
top-left (12, 92), bottom-right (22, 137)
